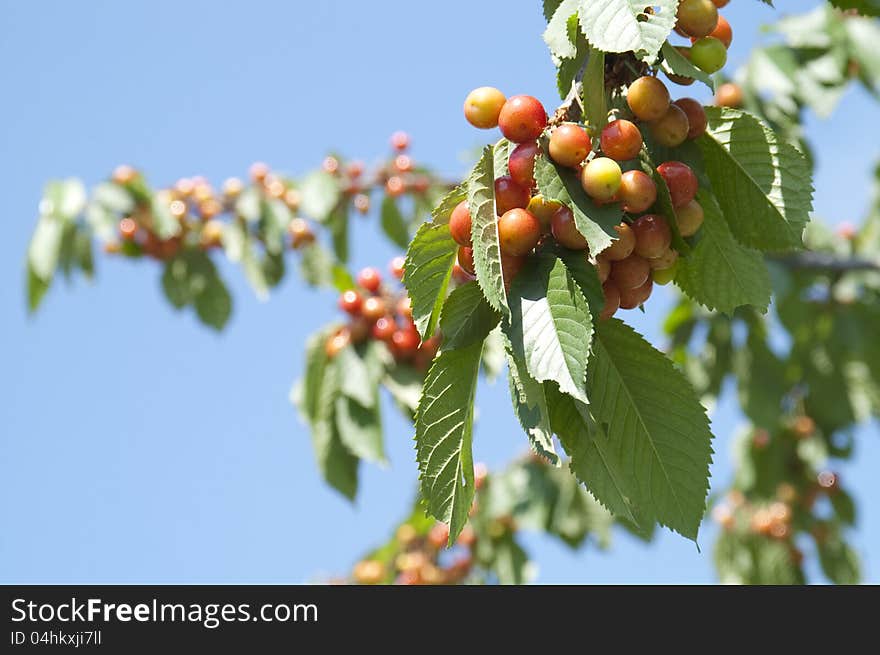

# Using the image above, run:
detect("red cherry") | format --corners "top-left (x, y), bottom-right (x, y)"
top-left (600, 282), bottom-right (620, 320)
top-left (458, 246), bottom-right (476, 275)
top-left (619, 278), bottom-right (653, 310)
top-left (600, 119), bottom-right (643, 162)
top-left (508, 142), bottom-right (540, 189)
top-left (390, 131), bottom-right (410, 151)
top-left (357, 267), bottom-right (382, 293)
top-left (657, 161), bottom-right (698, 208)
top-left (338, 290), bottom-right (363, 315)
top-left (494, 175), bottom-right (531, 215)
top-left (673, 98), bottom-right (708, 139)
top-left (618, 170), bottom-right (657, 214)
top-left (498, 208), bottom-right (542, 256)
top-left (549, 123), bottom-right (591, 168)
top-left (389, 256), bottom-right (406, 280)
top-left (550, 205), bottom-right (588, 250)
top-left (498, 95), bottom-right (547, 143)
top-left (449, 201), bottom-right (473, 247)
top-left (631, 214), bottom-right (672, 259)
top-left (361, 296), bottom-right (387, 322)
top-left (371, 316), bottom-right (396, 341)
top-left (391, 327), bottom-right (421, 358)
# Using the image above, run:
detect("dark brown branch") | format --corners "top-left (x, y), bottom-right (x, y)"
top-left (769, 252), bottom-right (880, 273)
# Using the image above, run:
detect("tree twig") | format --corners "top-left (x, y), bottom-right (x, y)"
top-left (769, 252), bottom-right (880, 273)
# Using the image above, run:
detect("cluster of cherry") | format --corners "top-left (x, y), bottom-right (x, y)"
top-left (326, 259), bottom-right (440, 368)
top-left (457, 72), bottom-right (707, 317)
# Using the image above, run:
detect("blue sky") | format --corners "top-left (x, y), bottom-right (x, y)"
top-left (1, 0), bottom-right (877, 584)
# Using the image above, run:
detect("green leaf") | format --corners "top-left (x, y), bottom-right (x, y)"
top-left (734, 331), bottom-right (787, 429)
top-left (490, 534), bottom-right (533, 584)
top-left (587, 319), bottom-right (714, 539)
top-left (438, 282), bottom-right (500, 350)
top-left (832, 0), bottom-right (880, 18)
top-left (415, 341), bottom-right (482, 543)
top-left (194, 274), bottom-right (232, 330)
top-left (87, 182), bottom-right (133, 240)
top-left (467, 146), bottom-right (508, 314)
top-left (312, 355), bottom-right (359, 500)
top-left (504, 337), bottom-right (559, 466)
top-left (403, 222), bottom-right (457, 339)
top-left (505, 250), bottom-right (592, 404)
top-left (26, 265), bottom-right (50, 313)
top-left (298, 242), bottom-right (354, 291)
top-left (336, 344), bottom-right (380, 409)
top-left (380, 195), bottom-right (410, 249)
top-left (658, 41), bottom-right (715, 91)
top-left (675, 190), bottom-right (772, 314)
top-left (151, 193), bottom-right (182, 240)
top-left (543, 0), bottom-right (579, 60)
top-left (383, 363), bottom-right (423, 416)
top-left (534, 154), bottom-right (622, 258)
top-left (335, 395), bottom-right (385, 465)
top-left (27, 216), bottom-right (64, 283)
top-left (699, 108), bottom-right (813, 252)
top-left (582, 46), bottom-right (607, 134)
top-left (261, 199), bottom-right (291, 255)
top-left (299, 170), bottom-right (341, 221)
top-left (296, 326), bottom-right (338, 425)
top-left (577, 0), bottom-right (678, 62)
top-left (430, 183), bottom-right (467, 224)
top-left (327, 205), bottom-right (349, 263)
top-left (818, 537), bottom-right (860, 585)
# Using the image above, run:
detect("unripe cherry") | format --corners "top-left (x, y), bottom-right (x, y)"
top-left (458, 246), bottom-right (476, 275)
top-left (338, 289), bottom-right (363, 315)
top-left (650, 104), bottom-right (690, 148)
top-left (527, 195), bottom-right (562, 233)
top-left (648, 248), bottom-right (679, 270)
top-left (631, 214), bottom-right (672, 259)
top-left (690, 36), bottom-right (727, 73)
top-left (676, 0), bottom-right (719, 39)
top-left (676, 199), bottom-right (704, 236)
top-left (600, 282), bottom-right (620, 320)
top-left (498, 95), bottom-right (547, 143)
top-left (619, 277), bottom-right (653, 309)
top-left (498, 208), bottom-right (542, 256)
top-left (464, 86), bottom-right (507, 129)
top-left (657, 161), bottom-right (698, 208)
top-left (603, 223), bottom-right (636, 261)
top-left (550, 205), bottom-right (588, 250)
top-left (652, 260), bottom-right (678, 285)
top-left (610, 254), bottom-right (651, 290)
top-left (673, 98), bottom-right (708, 139)
top-left (600, 119), bottom-right (643, 162)
top-left (580, 157), bottom-right (622, 202)
top-left (549, 123), bottom-right (591, 168)
top-left (357, 267), bottom-right (382, 293)
top-left (627, 77), bottom-right (671, 122)
top-left (508, 142), bottom-right (540, 189)
top-left (494, 176), bottom-right (531, 215)
top-left (619, 170), bottom-right (657, 214)
top-left (449, 201), bottom-right (473, 247)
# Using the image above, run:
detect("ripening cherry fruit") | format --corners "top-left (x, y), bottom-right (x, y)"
top-left (357, 267), bottom-right (382, 293)
top-left (619, 170), bottom-right (657, 214)
top-left (501, 253), bottom-right (527, 290)
top-left (632, 214), bottom-right (672, 259)
top-left (603, 223), bottom-right (636, 261)
top-left (458, 246), bottom-right (476, 275)
top-left (464, 86), bottom-right (507, 129)
top-left (391, 327), bottom-right (421, 358)
top-left (700, 14), bottom-right (732, 48)
top-left (580, 157), bottom-right (622, 202)
top-left (673, 98), bottom-right (708, 139)
top-left (550, 205), bottom-right (588, 250)
top-left (549, 123), bottom-right (591, 168)
top-left (690, 37), bottom-right (727, 73)
top-left (508, 142), bottom-right (540, 189)
top-left (494, 175), bottom-right (531, 215)
top-left (657, 161), bottom-right (698, 208)
top-left (372, 316), bottom-right (396, 341)
top-left (610, 254), bottom-right (651, 290)
top-left (650, 104), bottom-right (691, 148)
top-left (361, 296), bottom-right (387, 322)
top-left (600, 282), bottom-right (620, 320)
top-left (600, 119), bottom-right (643, 162)
top-left (676, 199), bottom-right (704, 236)
top-left (652, 260), bottom-right (678, 285)
top-left (527, 195), bottom-right (561, 233)
top-left (596, 256), bottom-right (611, 283)
top-left (119, 217), bottom-right (138, 240)
top-left (619, 277), bottom-right (654, 310)
top-left (325, 328), bottom-right (352, 358)
top-left (390, 131), bottom-right (410, 151)
top-left (498, 208), bottom-right (542, 256)
top-left (389, 255), bottom-right (406, 280)
top-left (498, 95), bottom-right (547, 143)
top-left (627, 77), bottom-right (671, 122)
top-left (715, 82), bottom-right (743, 108)
top-left (676, 0), bottom-right (719, 39)
top-left (338, 289), bottom-right (363, 315)
top-left (449, 201), bottom-right (473, 247)
top-left (648, 248), bottom-right (679, 271)
top-left (452, 262), bottom-right (474, 284)
top-left (112, 164), bottom-right (138, 185)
